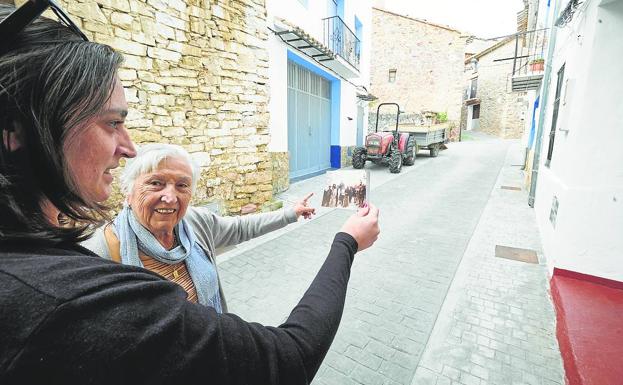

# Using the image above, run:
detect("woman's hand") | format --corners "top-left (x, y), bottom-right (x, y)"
top-left (293, 192), bottom-right (316, 220)
top-left (340, 203), bottom-right (380, 252)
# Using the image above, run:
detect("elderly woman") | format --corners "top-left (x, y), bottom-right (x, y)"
top-left (84, 143), bottom-right (315, 311)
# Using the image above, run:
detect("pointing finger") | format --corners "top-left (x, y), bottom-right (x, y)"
top-left (302, 192), bottom-right (314, 202)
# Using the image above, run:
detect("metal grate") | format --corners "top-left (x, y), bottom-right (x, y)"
top-left (495, 245), bottom-right (538, 264)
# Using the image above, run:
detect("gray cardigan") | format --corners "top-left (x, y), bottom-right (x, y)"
top-left (82, 206), bottom-right (298, 311)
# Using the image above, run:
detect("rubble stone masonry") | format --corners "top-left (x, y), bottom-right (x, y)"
top-left (474, 40), bottom-right (527, 139)
top-left (370, 8), bottom-right (465, 133)
top-left (58, 0), bottom-right (272, 214)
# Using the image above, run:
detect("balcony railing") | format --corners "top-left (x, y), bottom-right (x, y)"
top-left (511, 28), bottom-right (549, 77)
top-left (505, 28), bottom-right (549, 91)
top-left (322, 16), bottom-right (360, 70)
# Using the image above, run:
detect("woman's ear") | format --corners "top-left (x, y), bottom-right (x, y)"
top-left (2, 122), bottom-right (23, 152)
top-left (2, 130), bottom-right (21, 151)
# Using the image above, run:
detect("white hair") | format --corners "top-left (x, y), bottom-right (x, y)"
top-left (120, 143), bottom-right (200, 195)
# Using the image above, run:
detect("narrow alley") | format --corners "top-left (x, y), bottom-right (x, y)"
top-left (217, 136), bottom-right (564, 385)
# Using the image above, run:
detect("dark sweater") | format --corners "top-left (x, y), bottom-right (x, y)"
top-left (0, 233), bottom-right (357, 385)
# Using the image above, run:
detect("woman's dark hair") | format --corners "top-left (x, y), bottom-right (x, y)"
top-left (0, 4), bottom-right (123, 245)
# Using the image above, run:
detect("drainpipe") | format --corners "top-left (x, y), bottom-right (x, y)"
top-left (528, 0), bottom-right (559, 207)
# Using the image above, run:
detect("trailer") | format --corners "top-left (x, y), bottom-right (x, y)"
top-left (399, 124), bottom-right (448, 157)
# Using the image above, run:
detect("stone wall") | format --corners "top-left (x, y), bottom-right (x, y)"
top-left (270, 152), bottom-right (289, 194)
top-left (341, 146), bottom-right (355, 168)
top-left (368, 112), bottom-right (426, 133)
top-left (58, 0), bottom-right (272, 214)
top-left (475, 40), bottom-right (528, 139)
top-left (369, 8), bottom-right (465, 132)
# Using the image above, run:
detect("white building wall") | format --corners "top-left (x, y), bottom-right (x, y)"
top-left (267, 36), bottom-right (288, 152)
top-left (534, 0), bottom-right (623, 281)
top-left (339, 85), bottom-right (357, 145)
top-left (266, 0), bottom-right (372, 152)
top-left (267, 0), bottom-right (328, 42)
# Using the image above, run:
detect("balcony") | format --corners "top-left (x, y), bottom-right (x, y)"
top-left (321, 16), bottom-right (360, 76)
top-left (509, 28), bottom-right (549, 92)
top-left (272, 16), bottom-right (360, 80)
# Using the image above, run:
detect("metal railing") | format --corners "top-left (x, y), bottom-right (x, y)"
top-left (508, 28), bottom-right (550, 77)
top-left (322, 15), bottom-right (360, 70)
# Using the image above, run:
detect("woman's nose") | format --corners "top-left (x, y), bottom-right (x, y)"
top-left (160, 186), bottom-right (178, 204)
top-left (118, 127), bottom-right (137, 158)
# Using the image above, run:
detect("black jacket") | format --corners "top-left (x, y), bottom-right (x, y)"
top-left (0, 233), bottom-right (357, 384)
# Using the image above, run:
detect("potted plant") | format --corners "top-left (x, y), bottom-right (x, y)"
top-left (529, 58), bottom-right (545, 72)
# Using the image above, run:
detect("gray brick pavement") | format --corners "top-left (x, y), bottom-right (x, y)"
top-left (218, 138), bottom-right (522, 385)
top-left (410, 141), bottom-right (564, 385)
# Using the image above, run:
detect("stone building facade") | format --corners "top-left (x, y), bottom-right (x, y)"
top-left (463, 39), bottom-right (528, 139)
top-left (53, 0), bottom-right (272, 214)
top-left (369, 7), bottom-right (465, 136)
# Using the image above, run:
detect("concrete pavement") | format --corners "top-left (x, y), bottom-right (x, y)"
top-left (216, 134), bottom-right (564, 385)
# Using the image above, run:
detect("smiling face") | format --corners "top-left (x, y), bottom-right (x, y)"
top-left (64, 77), bottom-right (136, 203)
top-left (127, 156), bottom-right (194, 240)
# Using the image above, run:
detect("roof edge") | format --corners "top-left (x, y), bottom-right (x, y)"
top-left (372, 7), bottom-right (462, 34)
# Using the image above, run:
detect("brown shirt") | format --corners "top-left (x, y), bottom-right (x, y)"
top-left (139, 253), bottom-right (198, 303)
top-left (104, 224), bottom-right (198, 303)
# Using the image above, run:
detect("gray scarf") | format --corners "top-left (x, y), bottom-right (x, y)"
top-left (114, 205), bottom-right (222, 311)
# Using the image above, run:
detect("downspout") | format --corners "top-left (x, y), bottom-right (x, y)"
top-left (528, 0), bottom-right (559, 207)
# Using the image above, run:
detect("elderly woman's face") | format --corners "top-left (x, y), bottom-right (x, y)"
top-left (127, 157), bottom-right (193, 235)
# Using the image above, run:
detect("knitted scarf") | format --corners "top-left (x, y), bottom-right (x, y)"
top-left (114, 205), bottom-right (222, 311)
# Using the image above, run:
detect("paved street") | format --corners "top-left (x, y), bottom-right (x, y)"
top-left (217, 135), bottom-right (564, 385)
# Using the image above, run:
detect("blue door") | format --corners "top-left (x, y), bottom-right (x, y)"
top-left (288, 61), bottom-right (332, 179)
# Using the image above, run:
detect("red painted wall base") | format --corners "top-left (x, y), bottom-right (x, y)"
top-left (551, 268), bottom-right (623, 385)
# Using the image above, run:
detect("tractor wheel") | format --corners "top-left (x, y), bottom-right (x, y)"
top-left (389, 148), bottom-right (403, 173)
top-left (430, 144), bottom-right (440, 157)
top-left (352, 147), bottom-right (367, 169)
top-left (404, 138), bottom-right (417, 166)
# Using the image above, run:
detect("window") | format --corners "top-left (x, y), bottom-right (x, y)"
top-left (472, 104), bottom-right (480, 119)
top-left (297, 0), bottom-right (308, 8)
top-left (469, 78), bottom-right (478, 99)
top-left (546, 63), bottom-right (565, 166)
top-left (388, 69), bottom-right (396, 83)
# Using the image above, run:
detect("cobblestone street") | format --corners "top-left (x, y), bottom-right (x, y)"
top-left (217, 135), bottom-right (564, 385)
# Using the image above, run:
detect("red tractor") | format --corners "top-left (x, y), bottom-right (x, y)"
top-left (352, 103), bottom-right (417, 173)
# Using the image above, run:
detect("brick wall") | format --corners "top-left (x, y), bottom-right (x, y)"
top-left (57, 0), bottom-right (272, 214)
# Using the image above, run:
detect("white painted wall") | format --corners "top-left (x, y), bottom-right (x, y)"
top-left (339, 85), bottom-right (357, 145)
top-left (267, 0), bottom-right (329, 42)
top-left (534, 0), bottom-right (623, 281)
top-left (266, 0), bottom-right (373, 151)
top-left (267, 36), bottom-right (288, 152)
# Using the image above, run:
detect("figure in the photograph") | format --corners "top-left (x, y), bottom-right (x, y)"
top-left (329, 183), bottom-right (338, 207)
top-left (322, 184), bottom-right (331, 206)
top-left (342, 185), bottom-right (351, 207)
top-left (359, 182), bottom-right (367, 207)
top-left (82, 144), bottom-right (315, 310)
top-left (357, 181), bottom-right (367, 207)
top-left (0, 3), bottom-right (380, 384)
top-left (338, 181), bottom-right (345, 207)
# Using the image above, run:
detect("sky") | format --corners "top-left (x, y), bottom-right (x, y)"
top-left (373, 0), bottom-right (525, 39)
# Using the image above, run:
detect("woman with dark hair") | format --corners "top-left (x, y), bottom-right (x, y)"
top-left (0, 2), bottom-right (380, 385)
